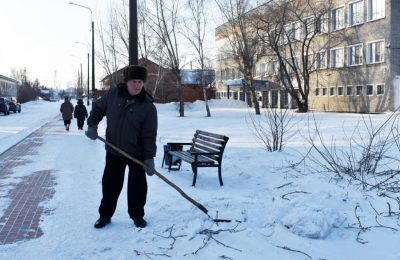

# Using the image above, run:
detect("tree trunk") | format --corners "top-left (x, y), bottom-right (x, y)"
top-left (203, 87), bottom-right (211, 117)
top-left (177, 79), bottom-right (185, 117)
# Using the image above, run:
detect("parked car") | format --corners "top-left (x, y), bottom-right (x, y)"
top-left (8, 97), bottom-right (21, 113)
top-left (0, 97), bottom-right (10, 115)
top-left (49, 96), bottom-right (60, 102)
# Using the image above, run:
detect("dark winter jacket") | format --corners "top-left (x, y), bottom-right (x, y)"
top-left (87, 83), bottom-right (157, 159)
top-left (60, 100), bottom-right (74, 120)
top-left (74, 100), bottom-right (88, 121)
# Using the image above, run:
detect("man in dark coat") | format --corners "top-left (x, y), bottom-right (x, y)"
top-left (85, 65), bottom-right (157, 229)
top-left (74, 99), bottom-right (88, 130)
top-left (60, 97), bottom-right (74, 131)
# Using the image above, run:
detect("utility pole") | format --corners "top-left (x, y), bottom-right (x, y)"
top-left (129, 0), bottom-right (138, 65)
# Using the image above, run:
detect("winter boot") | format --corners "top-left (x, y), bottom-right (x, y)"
top-left (66, 124), bottom-right (70, 131)
top-left (133, 218), bottom-right (147, 228)
top-left (94, 218), bottom-right (111, 229)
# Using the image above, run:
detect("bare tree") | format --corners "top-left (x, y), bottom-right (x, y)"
top-left (146, 0), bottom-right (185, 116)
top-left (183, 0), bottom-right (212, 117)
top-left (215, 0), bottom-right (261, 115)
top-left (254, 0), bottom-right (332, 112)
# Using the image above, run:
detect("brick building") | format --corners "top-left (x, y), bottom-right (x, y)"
top-left (215, 0), bottom-right (400, 112)
top-left (101, 59), bottom-right (215, 103)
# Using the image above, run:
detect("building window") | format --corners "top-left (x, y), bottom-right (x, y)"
top-left (346, 86), bottom-right (353, 96)
top-left (330, 87), bottom-right (335, 96)
top-left (376, 84), bottom-right (384, 95)
top-left (366, 85), bottom-right (373, 95)
top-left (332, 6), bottom-right (345, 31)
top-left (348, 44), bottom-right (363, 66)
top-left (304, 17), bottom-right (315, 38)
top-left (337, 87), bottom-right (344, 96)
top-left (348, 1), bottom-right (364, 26)
top-left (316, 50), bottom-right (327, 69)
top-left (368, 0), bottom-right (385, 21)
top-left (322, 88), bottom-right (327, 96)
top-left (367, 40), bottom-right (385, 64)
top-left (356, 86), bottom-right (363, 96)
top-left (316, 13), bottom-right (329, 33)
top-left (316, 88), bottom-right (320, 96)
top-left (330, 47), bottom-right (344, 68)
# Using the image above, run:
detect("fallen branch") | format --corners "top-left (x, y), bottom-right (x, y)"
top-left (275, 182), bottom-right (293, 189)
top-left (276, 245), bottom-right (312, 259)
top-left (154, 224), bottom-right (186, 251)
top-left (133, 250), bottom-right (171, 259)
top-left (281, 191), bottom-right (310, 200)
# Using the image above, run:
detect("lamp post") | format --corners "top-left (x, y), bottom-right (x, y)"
top-left (75, 42), bottom-right (90, 106)
top-left (70, 2), bottom-right (95, 104)
top-left (129, 0), bottom-right (138, 65)
top-left (71, 55), bottom-right (83, 98)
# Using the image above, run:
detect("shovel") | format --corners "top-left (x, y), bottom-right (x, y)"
top-left (96, 136), bottom-right (231, 223)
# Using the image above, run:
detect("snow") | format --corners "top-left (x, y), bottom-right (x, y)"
top-left (0, 99), bottom-right (399, 260)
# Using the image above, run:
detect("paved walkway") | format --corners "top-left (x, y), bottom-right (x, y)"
top-left (0, 123), bottom-right (56, 245)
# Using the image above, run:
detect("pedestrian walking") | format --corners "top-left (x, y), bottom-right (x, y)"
top-left (85, 65), bottom-right (157, 229)
top-left (60, 97), bottom-right (74, 131)
top-left (74, 99), bottom-right (88, 130)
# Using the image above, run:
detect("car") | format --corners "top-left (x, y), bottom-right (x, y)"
top-left (49, 96), bottom-right (60, 102)
top-left (8, 97), bottom-right (21, 113)
top-left (0, 97), bottom-right (10, 115)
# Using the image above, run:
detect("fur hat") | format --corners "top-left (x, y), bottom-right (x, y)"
top-left (124, 65), bottom-right (147, 83)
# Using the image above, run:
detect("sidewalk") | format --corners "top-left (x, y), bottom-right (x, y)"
top-left (0, 123), bottom-right (56, 245)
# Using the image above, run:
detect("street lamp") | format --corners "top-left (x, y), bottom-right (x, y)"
top-left (75, 41), bottom-right (90, 106)
top-left (69, 2), bottom-right (95, 104)
top-left (71, 55), bottom-right (83, 98)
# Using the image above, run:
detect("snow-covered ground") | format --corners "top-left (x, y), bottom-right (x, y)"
top-left (0, 99), bottom-right (399, 260)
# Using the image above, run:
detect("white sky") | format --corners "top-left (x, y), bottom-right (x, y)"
top-left (0, 0), bottom-right (224, 89)
top-left (0, 0), bottom-right (109, 88)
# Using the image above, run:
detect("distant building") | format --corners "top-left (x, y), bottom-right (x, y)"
top-left (101, 58), bottom-right (215, 103)
top-left (0, 74), bottom-right (18, 97)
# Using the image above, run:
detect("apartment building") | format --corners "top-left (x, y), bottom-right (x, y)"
top-left (215, 0), bottom-right (400, 112)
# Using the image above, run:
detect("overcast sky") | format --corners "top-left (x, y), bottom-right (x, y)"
top-left (0, 0), bottom-right (226, 89)
top-left (0, 0), bottom-right (111, 88)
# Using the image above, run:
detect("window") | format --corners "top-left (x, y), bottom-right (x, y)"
top-left (338, 87), bottom-right (344, 96)
top-left (356, 86), bottom-right (363, 95)
top-left (367, 40), bottom-right (385, 64)
top-left (293, 22), bottom-right (301, 40)
top-left (322, 88), bottom-right (327, 96)
top-left (377, 84), bottom-right (384, 95)
top-left (348, 1), bottom-right (364, 26)
top-left (316, 13), bottom-right (329, 33)
top-left (330, 47), bottom-right (344, 68)
top-left (332, 7), bottom-right (345, 31)
top-left (330, 87), bottom-right (335, 96)
top-left (346, 86), bottom-right (353, 96)
top-left (316, 88), bottom-right (320, 96)
top-left (304, 17), bottom-right (315, 38)
top-left (348, 44), bottom-right (363, 66)
top-left (316, 50), bottom-right (327, 69)
top-left (366, 85), bottom-right (373, 95)
top-left (368, 0), bottom-right (385, 21)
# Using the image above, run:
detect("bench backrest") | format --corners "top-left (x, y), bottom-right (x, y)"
top-left (190, 130), bottom-right (229, 162)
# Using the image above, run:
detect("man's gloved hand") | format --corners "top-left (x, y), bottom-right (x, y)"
top-left (85, 126), bottom-right (98, 140)
top-left (144, 159), bottom-right (155, 176)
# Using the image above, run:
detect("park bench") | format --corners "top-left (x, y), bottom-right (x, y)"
top-left (161, 130), bottom-right (229, 186)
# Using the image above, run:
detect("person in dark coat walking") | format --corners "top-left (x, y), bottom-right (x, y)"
top-left (85, 65), bottom-right (157, 229)
top-left (60, 97), bottom-right (74, 131)
top-left (74, 99), bottom-right (88, 130)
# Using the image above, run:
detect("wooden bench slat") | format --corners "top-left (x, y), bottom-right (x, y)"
top-left (196, 130), bottom-right (226, 140)
top-left (192, 138), bottom-right (222, 150)
top-left (194, 134), bottom-right (226, 145)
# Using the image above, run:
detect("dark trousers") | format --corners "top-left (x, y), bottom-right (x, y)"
top-left (99, 152), bottom-right (147, 220)
top-left (77, 119), bottom-right (85, 129)
top-left (63, 119), bottom-right (71, 126)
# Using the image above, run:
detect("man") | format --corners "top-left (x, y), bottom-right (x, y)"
top-left (60, 97), bottom-right (74, 131)
top-left (85, 65), bottom-right (157, 229)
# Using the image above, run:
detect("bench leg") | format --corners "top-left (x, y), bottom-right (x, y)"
top-left (191, 165), bottom-right (197, 186)
top-left (218, 165), bottom-right (223, 186)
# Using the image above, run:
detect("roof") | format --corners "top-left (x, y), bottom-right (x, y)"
top-left (0, 74), bottom-right (18, 84)
top-left (180, 69), bottom-right (215, 85)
